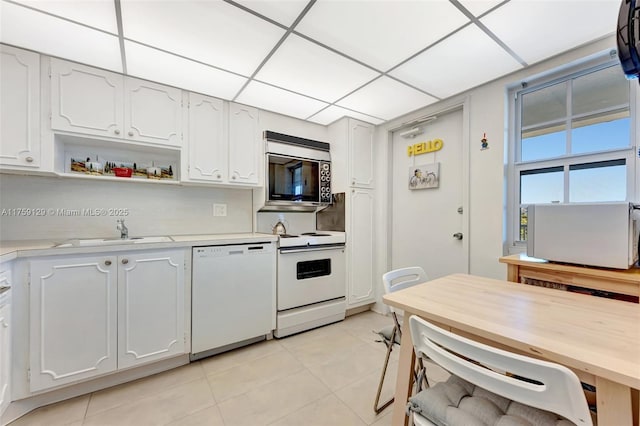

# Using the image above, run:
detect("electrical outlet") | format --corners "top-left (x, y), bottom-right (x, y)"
top-left (213, 203), bottom-right (227, 217)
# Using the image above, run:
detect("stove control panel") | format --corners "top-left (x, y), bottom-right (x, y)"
top-left (320, 161), bottom-right (331, 203)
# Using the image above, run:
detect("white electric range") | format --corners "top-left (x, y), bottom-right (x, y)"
top-left (275, 231), bottom-right (346, 338)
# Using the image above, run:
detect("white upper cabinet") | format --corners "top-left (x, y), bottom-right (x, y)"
top-left (228, 103), bottom-right (261, 185)
top-left (0, 45), bottom-right (41, 169)
top-left (50, 58), bottom-right (182, 148)
top-left (50, 58), bottom-right (124, 139)
top-left (348, 119), bottom-right (374, 188)
top-left (187, 92), bottom-right (226, 183)
top-left (124, 78), bottom-right (182, 147)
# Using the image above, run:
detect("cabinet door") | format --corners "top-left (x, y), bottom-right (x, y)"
top-left (347, 189), bottom-right (375, 306)
top-left (228, 103), bottom-right (261, 185)
top-left (29, 255), bottom-right (118, 392)
top-left (51, 58), bottom-right (124, 139)
top-left (124, 78), bottom-right (182, 147)
top-left (188, 93), bottom-right (226, 182)
top-left (349, 119), bottom-right (374, 188)
top-left (0, 45), bottom-right (40, 168)
top-left (117, 250), bottom-right (185, 369)
top-left (0, 293), bottom-right (10, 416)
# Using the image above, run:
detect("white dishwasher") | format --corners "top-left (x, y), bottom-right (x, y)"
top-left (190, 242), bottom-right (276, 361)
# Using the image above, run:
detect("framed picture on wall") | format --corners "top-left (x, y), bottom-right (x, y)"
top-left (409, 163), bottom-right (440, 189)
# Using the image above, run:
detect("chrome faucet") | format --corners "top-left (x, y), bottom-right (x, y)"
top-left (116, 219), bottom-right (129, 239)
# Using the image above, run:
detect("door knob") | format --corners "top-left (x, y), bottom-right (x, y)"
top-left (453, 233), bottom-right (463, 240)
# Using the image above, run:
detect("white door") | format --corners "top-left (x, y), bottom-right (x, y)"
top-left (188, 93), bottom-right (226, 182)
top-left (391, 108), bottom-right (468, 279)
top-left (0, 45), bottom-right (40, 168)
top-left (124, 78), bottom-right (182, 147)
top-left (29, 255), bottom-right (118, 392)
top-left (349, 119), bottom-right (375, 188)
top-left (0, 294), bottom-right (10, 415)
top-left (117, 250), bottom-right (185, 369)
top-left (347, 188), bottom-right (375, 306)
top-left (50, 58), bottom-right (124, 139)
top-left (228, 103), bottom-right (261, 185)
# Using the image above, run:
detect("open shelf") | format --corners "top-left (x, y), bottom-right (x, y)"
top-left (53, 133), bottom-right (181, 184)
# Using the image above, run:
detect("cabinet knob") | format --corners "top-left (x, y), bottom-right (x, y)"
top-left (232, 176), bottom-right (236, 180)
top-left (105, 260), bottom-right (112, 266)
top-left (352, 180), bottom-right (355, 185)
top-left (122, 259), bottom-right (129, 265)
top-left (114, 129), bottom-right (120, 135)
top-left (25, 156), bottom-right (34, 163)
top-left (128, 130), bottom-right (134, 137)
top-left (2, 322), bottom-right (7, 328)
top-left (217, 174), bottom-right (221, 179)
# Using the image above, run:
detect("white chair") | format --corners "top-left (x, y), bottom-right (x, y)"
top-left (408, 315), bottom-right (593, 426)
top-left (374, 267), bottom-right (430, 414)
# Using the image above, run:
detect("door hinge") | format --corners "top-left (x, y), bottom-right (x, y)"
top-left (184, 332), bottom-right (187, 345)
top-left (26, 271), bottom-right (30, 287)
top-left (27, 369), bottom-right (31, 381)
top-left (48, 66), bottom-right (51, 78)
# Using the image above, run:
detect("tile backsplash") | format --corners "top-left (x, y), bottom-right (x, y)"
top-left (0, 174), bottom-right (253, 241)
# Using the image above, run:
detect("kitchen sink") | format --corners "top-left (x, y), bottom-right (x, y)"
top-left (55, 236), bottom-right (173, 248)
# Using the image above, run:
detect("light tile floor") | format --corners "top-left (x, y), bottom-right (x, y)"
top-left (9, 311), bottom-right (450, 426)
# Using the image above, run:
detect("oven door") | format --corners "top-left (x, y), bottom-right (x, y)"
top-left (277, 245), bottom-right (346, 311)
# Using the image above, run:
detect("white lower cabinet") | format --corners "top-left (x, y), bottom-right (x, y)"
top-left (29, 249), bottom-right (185, 392)
top-left (347, 188), bottom-right (376, 307)
top-left (117, 251), bottom-right (185, 369)
top-left (0, 288), bottom-right (11, 417)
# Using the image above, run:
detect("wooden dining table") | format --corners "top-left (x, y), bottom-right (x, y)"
top-left (383, 273), bottom-right (640, 426)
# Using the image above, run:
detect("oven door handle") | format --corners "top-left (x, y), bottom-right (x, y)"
top-left (279, 244), bottom-right (345, 254)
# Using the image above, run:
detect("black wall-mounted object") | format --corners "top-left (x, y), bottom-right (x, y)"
top-left (617, 0), bottom-right (640, 80)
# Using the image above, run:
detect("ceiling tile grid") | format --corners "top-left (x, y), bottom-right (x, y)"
top-left (255, 34), bottom-right (381, 103)
top-left (389, 24), bottom-right (523, 99)
top-left (0, 0), bottom-right (622, 126)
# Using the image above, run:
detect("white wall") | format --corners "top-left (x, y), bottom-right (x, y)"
top-left (0, 174), bottom-right (254, 241)
top-left (373, 36), bottom-right (619, 298)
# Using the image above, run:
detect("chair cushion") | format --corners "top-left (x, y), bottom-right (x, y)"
top-left (407, 375), bottom-right (577, 426)
top-left (376, 324), bottom-right (401, 345)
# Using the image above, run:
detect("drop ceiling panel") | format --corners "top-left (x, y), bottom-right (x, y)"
top-left (296, 0), bottom-right (469, 71)
top-left (336, 77), bottom-right (438, 120)
top-left (308, 105), bottom-right (384, 126)
top-left (125, 41), bottom-right (247, 100)
top-left (457, 0), bottom-right (505, 17)
top-left (9, 0), bottom-right (118, 33)
top-left (120, 0), bottom-right (285, 76)
top-left (234, 0), bottom-right (308, 27)
top-left (390, 25), bottom-right (523, 99)
top-left (255, 34), bottom-right (380, 103)
top-left (480, 0), bottom-right (619, 65)
top-left (236, 81), bottom-right (328, 120)
top-left (0, 1), bottom-right (122, 72)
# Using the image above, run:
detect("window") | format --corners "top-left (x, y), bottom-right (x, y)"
top-left (507, 58), bottom-right (638, 249)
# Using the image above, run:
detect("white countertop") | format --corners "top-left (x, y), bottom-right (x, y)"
top-left (0, 233), bottom-right (278, 262)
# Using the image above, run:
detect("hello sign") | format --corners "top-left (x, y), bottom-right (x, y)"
top-left (407, 139), bottom-right (443, 157)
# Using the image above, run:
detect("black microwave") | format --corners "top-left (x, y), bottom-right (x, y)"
top-left (263, 131), bottom-right (332, 210)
